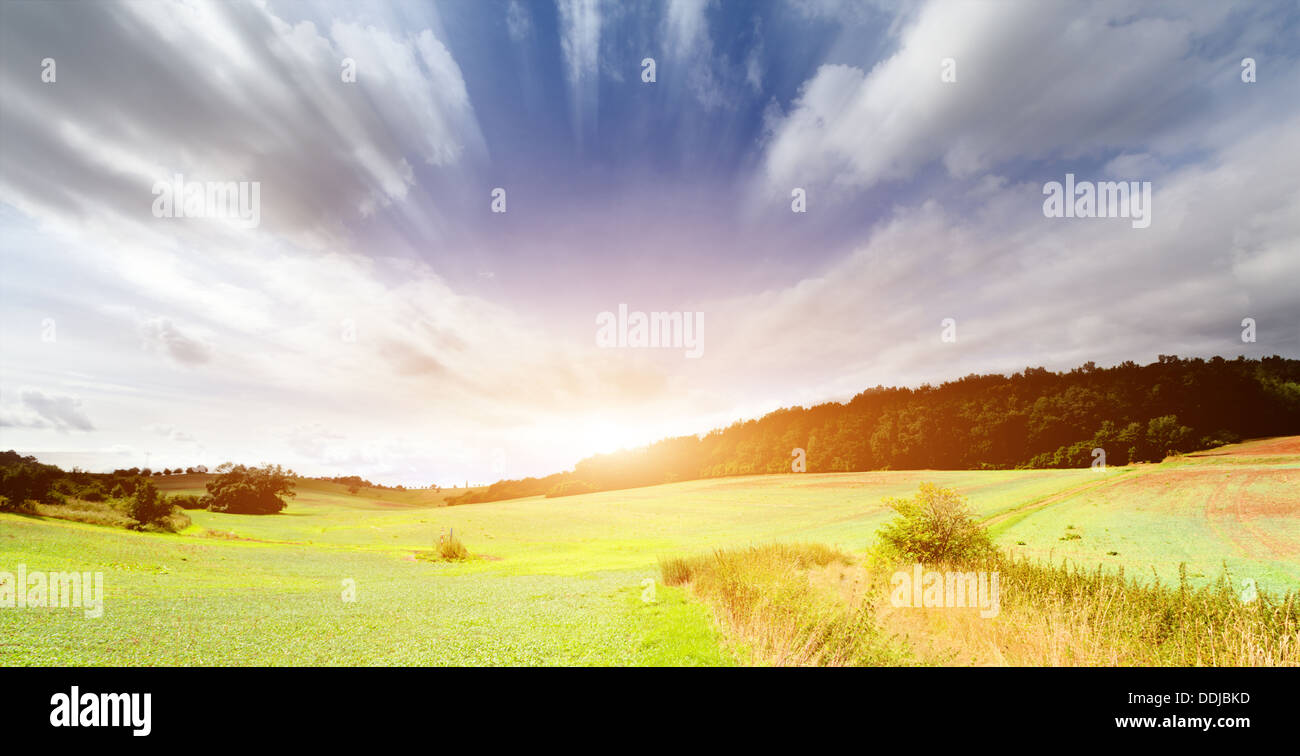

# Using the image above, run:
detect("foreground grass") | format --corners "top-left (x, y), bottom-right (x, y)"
top-left (0, 515), bottom-right (727, 666)
top-left (659, 544), bottom-right (1299, 667)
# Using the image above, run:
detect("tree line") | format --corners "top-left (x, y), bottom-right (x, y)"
top-left (450, 355), bottom-right (1300, 504)
top-left (0, 454), bottom-right (295, 520)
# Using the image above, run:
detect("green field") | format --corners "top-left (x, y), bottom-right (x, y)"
top-left (2, 438), bottom-right (1297, 665)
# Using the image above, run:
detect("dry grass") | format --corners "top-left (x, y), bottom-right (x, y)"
top-left (31, 498), bottom-right (191, 533)
top-left (871, 557), bottom-right (1300, 666)
top-left (661, 541), bottom-right (1299, 666)
top-left (439, 531), bottom-right (470, 560)
top-left (660, 543), bottom-right (912, 666)
top-left (414, 531), bottom-right (472, 562)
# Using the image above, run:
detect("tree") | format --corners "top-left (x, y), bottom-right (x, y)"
top-left (0, 451), bottom-right (62, 504)
top-left (1145, 415), bottom-right (1192, 461)
top-left (204, 463), bottom-right (296, 514)
top-left (128, 480), bottom-right (173, 528)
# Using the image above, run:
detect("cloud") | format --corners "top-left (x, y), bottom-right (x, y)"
top-left (787, 0), bottom-right (895, 23)
top-left (556, 0), bottom-right (602, 142)
top-left (0, 389), bottom-right (95, 432)
top-left (665, 0), bottom-right (711, 59)
top-left (283, 423), bottom-right (347, 460)
top-left (744, 30), bottom-right (763, 93)
top-left (140, 318), bottom-right (214, 366)
top-left (721, 113), bottom-right (1300, 399)
top-left (0, 0), bottom-right (1295, 484)
top-left (144, 423), bottom-right (198, 444)
top-left (0, 0), bottom-right (485, 249)
top-left (506, 1), bottom-right (532, 42)
top-left (661, 0), bottom-right (740, 110)
top-left (756, 0), bottom-right (1266, 200)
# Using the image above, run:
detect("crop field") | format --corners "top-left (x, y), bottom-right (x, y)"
top-left (2, 438), bottom-right (1297, 666)
top-left (993, 437), bottom-right (1300, 592)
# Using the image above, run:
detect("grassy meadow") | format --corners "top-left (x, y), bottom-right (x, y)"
top-left (2, 437), bottom-right (1297, 666)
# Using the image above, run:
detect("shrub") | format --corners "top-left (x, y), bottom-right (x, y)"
top-left (78, 482), bottom-right (109, 502)
top-left (170, 494), bottom-right (205, 510)
top-left (876, 483), bottom-right (993, 565)
top-left (159, 509), bottom-right (192, 533)
top-left (438, 531), bottom-right (470, 560)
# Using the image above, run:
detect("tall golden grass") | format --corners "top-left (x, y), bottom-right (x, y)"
top-left (903, 557), bottom-right (1300, 666)
top-left (662, 543), bottom-right (1299, 666)
top-left (660, 543), bottom-right (912, 666)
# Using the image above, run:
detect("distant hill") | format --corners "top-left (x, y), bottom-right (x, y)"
top-left (452, 355), bottom-right (1300, 504)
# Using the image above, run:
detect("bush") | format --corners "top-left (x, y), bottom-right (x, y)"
top-left (170, 494), bottom-right (205, 510)
top-left (439, 531), bottom-right (470, 560)
top-left (876, 483), bottom-right (994, 565)
top-left (128, 480), bottom-right (174, 528)
top-left (78, 482), bottom-right (109, 502)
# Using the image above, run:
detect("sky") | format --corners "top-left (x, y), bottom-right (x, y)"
top-left (1, 0), bottom-right (1297, 486)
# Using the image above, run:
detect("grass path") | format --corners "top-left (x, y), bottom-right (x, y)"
top-left (982, 469), bottom-right (1134, 531)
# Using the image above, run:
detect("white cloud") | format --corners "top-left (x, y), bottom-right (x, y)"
top-left (725, 114), bottom-right (1300, 400)
top-left (506, 1), bottom-right (532, 42)
top-left (756, 0), bottom-right (1253, 201)
top-left (140, 318), bottom-right (214, 366)
top-left (0, 0), bottom-right (485, 251)
top-left (665, 0), bottom-right (711, 59)
top-left (0, 389), bottom-right (95, 432)
top-left (556, 0), bottom-right (602, 142)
